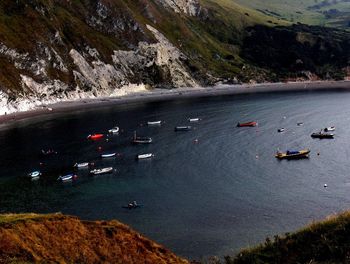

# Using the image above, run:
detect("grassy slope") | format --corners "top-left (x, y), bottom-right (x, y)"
top-left (231, 0), bottom-right (350, 28)
top-left (228, 211), bottom-right (350, 264)
top-left (0, 213), bottom-right (188, 264)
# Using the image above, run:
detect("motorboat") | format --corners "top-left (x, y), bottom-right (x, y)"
top-left (237, 121), bottom-right (257, 127)
top-left (311, 132), bottom-right (334, 139)
top-left (101, 153), bottom-right (116, 158)
top-left (87, 134), bottom-right (104, 140)
top-left (188, 118), bottom-right (200, 122)
top-left (132, 131), bottom-right (152, 144)
top-left (137, 153), bottom-right (155, 160)
top-left (28, 171), bottom-right (41, 178)
top-left (57, 174), bottom-right (77, 182)
top-left (74, 162), bottom-right (89, 168)
top-left (277, 128), bottom-right (285, 133)
top-left (90, 167), bottom-right (114, 175)
top-left (174, 126), bottom-right (192, 131)
top-left (147, 121), bottom-right (162, 126)
top-left (275, 149), bottom-right (310, 159)
top-left (41, 149), bottom-right (57, 156)
top-left (108, 126), bottom-right (119, 134)
top-left (324, 126), bottom-right (335, 132)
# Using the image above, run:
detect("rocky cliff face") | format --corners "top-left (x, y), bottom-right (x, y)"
top-left (0, 0), bottom-right (201, 115)
top-left (157, 0), bottom-right (201, 16)
top-left (0, 0), bottom-right (349, 116)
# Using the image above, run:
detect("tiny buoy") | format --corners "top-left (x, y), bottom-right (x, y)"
top-left (324, 184), bottom-right (328, 188)
top-left (255, 155), bottom-right (259, 159)
top-left (317, 152), bottom-right (320, 156)
top-left (98, 146), bottom-right (102, 151)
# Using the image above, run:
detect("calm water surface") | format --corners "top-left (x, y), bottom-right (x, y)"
top-left (1, 91), bottom-right (350, 259)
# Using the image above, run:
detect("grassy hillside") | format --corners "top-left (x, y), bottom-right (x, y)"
top-left (0, 0), bottom-right (349, 102)
top-left (227, 211), bottom-right (350, 264)
top-left (0, 213), bottom-right (188, 264)
top-left (231, 0), bottom-right (350, 28)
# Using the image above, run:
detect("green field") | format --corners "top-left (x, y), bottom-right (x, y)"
top-left (231, 0), bottom-right (350, 28)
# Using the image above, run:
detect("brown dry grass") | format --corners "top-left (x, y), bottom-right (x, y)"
top-left (0, 213), bottom-right (188, 264)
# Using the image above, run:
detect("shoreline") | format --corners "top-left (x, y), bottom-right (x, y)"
top-left (1, 80), bottom-right (349, 126)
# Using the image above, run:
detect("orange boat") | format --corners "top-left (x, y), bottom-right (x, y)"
top-left (237, 121), bottom-right (257, 127)
top-left (87, 134), bottom-right (104, 140)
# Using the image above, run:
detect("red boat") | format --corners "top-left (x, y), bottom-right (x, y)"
top-left (87, 134), bottom-right (104, 140)
top-left (237, 121), bottom-right (257, 127)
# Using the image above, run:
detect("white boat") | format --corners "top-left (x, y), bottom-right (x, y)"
top-left (324, 126), bottom-right (335, 132)
top-left (137, 153), bottom-right (155, 160)
top-left (108, 126), bottom-right (119, 134)
top-left (277, 128), bottom-right (285, 133)
top-left (28, 171), bottom-right (41, 178)
top-left (147, 121), bottom-right (162, 126)
top-left (74, 162), bottom-right (89, 168)
top-left (175, 126), bottom-right (191, 131)
top-left (90, 167), bottom-right (114, 175)
top-left (101, 153), bottom-right (116, 158)
top-left (57, 174), bottom-right (76, 182)
top-left (188, 118), bottom-right (200, 122)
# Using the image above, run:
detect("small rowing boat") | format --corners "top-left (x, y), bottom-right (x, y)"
top-left (188, 118), bottom-right (200, 122)
top-left (147, 120), bottom-right (162, 126)
top-left (90, 167), bottom-right (114, 175)
top-left (174, 126), bottom-right (191, 131)
top-left (275, 149), bottom-right (310, 159)
top-left (324, 126), bottom-right (335, 132)
top-left (132, 131), bottom-right (152, 144)
top-left (122, 201), bottom-right (141, 209)
top-left (137, 153), bottom-right (154, 160)
top-left (57, 174), bottom-right (77, 182)
top-left (237, 121), bottom-right (257, 127)
top-left (108, 126), bottom-right (119, 134)
top-left (87, 134), bottom-right (104, 140)
top-left (101, 153), bottom-right (116, 158)
top-left (74, 162), bottom-right (89, 168)
top-left (28, 171), bottom-right (41, 178)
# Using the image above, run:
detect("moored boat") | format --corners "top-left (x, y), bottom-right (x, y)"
top-left (311, 132), bottom-right (334, 139)
top-left (137, 153), bottom-right (155, 160)
top-left (275, 149), bottom-right (310, 159)
top-left (41, 149), bottom-right (57, 156)
top-left (324, 126), bottom-right (335, 132)
top-left (147, 120), bottom-right (162, 126)
top-left (28, 170), bottom-right (41, 178)
top-left (132, 131), bottom-right (152, 144)
top-left (277, 128), bottom-right (285, 133)
top-left (122, 201), bottom-right (141, 209)
top-left (188, 118), bottom-right (200, 122)
top-left (237, 121), bottom-right (257, 127)
top-left (101, 153), bottom-right (116, 158)
top-left (297, 122), bottom-right (304, 126)
top-left (74, 162), bottom-right (89, 168)
top-left (90, 167), bottom-right (114, 175)
top-left (108, 126), bottom-right (119, 134)
top-left (57, 174), bottom-right (77, 182)
top-left (174, 126), bottom-right (191, 131)
top-left (87, 134), bottom-right (104, 140)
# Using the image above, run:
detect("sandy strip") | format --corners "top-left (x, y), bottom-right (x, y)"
top-left (0, 81), bottom-right (349, 126)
